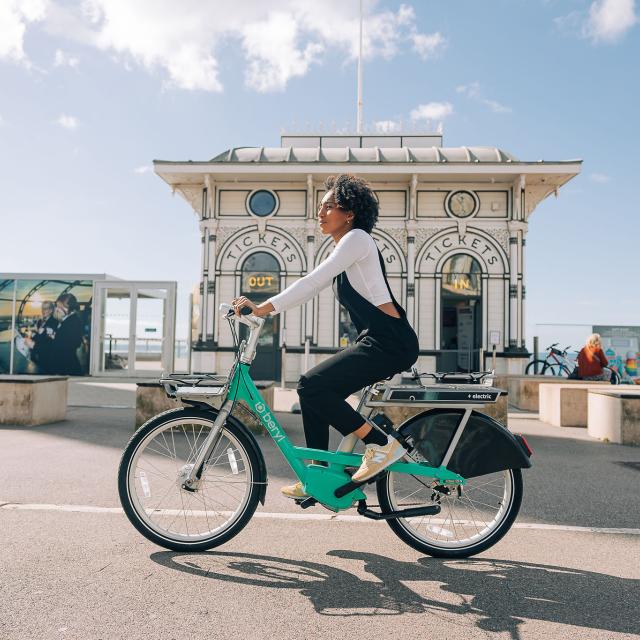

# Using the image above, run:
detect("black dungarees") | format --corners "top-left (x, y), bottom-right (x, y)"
top-left (296, 248), bottom-right (420, 451)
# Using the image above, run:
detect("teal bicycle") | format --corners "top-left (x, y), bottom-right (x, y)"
top-left (118, 303), bottom-right (532, 558)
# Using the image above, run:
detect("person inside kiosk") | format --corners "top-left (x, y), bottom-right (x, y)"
top-left (232, 174), bottom-right (420, 499)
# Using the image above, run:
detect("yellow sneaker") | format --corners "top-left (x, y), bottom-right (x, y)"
top-left (351, 437), bottom-right (407, 483)
top-left (280, 481), bottom-right (309, 499)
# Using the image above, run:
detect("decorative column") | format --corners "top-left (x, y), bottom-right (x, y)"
top-left (406, 174), bottom-right (417, 327)
top-left (507, 174), bottom-right (525, 351)
top-left (206, 228), bottom-right (218, 344)
top-left (305, 174), bottom-right (316, 346)
top-left (520, 236), bottom-right (527, 349)
top-left (198, 180), bottom-right (208, 346)
top-left (406, 236), bottom-right (415, 326)
top-left (305, 232), bottom-right (315, 344)
top-left (434, 273), bottom-right (442, 351)
top-left (508, 233), bottom-right (518, 350)
top-left (409, 174), bottom-right (417, 221)
top-left (306, 174), bottom-right (315, 220)
top-left (201, 177), bottom-right (217, 345)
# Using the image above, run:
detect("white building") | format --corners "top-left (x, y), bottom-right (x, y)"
top-left (155, 133), bottom-right (580, 381)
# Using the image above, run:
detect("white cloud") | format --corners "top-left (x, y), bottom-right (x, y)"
top-left (374, 120), bottom-right (402, 133)
top-left (584, 0), bottom-right (637, 42)
top-left (54, 48), bottom-right (79, 68)
top-left (133, 165), bottom-right (152, 174)
top-left (56, 114), bottom-right (79, 129)
top-left (17, 0), bottom-right (438, 92)
top-left (410, 102), bottom-right (453, 122)
top-left (241, 12), bottom-right (324, 93)
top-left (457, 82), bottom-right (512, 114)
top-left (0, 0), bottom-right (49, 66)
top-left (553, 10), bottom-right (583, 36)
top-left (482, 99), bottom-right (512, 114)
top-left (590, 172), bottom-right (611, 183)
top-left (411, 31), bottom-right (446, 59)
top-left (456, 82), bottom-right (480, 98)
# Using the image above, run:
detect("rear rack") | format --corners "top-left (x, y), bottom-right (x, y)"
top-left (366, 383), bottom-right (502, 408)
top-left (364, 369), bottom-right (503, 409)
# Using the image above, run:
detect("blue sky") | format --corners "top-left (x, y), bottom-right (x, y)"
top-left (1, 0), bottom-right (638, 347)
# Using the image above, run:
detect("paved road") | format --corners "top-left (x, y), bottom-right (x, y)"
top-left (1, 398), bottom-right (639, 639)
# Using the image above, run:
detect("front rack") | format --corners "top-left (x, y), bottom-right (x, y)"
top-left (160, 373), bottom-right (230, 401)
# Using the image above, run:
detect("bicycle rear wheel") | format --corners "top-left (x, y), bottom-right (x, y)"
top-left (377, 468), bottom-right (523, 558)
top-left (525, 360), bottom-right (549, 375)
top-left (118, 407), bottom-right (263, 551)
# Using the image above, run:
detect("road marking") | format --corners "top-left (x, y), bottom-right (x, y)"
top-left (68, 404), bottom-right (134, 409)
top-left (1, 501), bottom-right (639, 535)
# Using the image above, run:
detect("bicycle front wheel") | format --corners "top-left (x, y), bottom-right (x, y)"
top-left (377, 468), bottom-right (523, 558)
top-left (118, 408), bottom-right (263, 551)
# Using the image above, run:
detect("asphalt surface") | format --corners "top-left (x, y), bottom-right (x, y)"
top-left (1, 383), bottom-right (639, 639)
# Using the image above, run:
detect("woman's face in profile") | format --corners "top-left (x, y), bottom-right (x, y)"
top-left (317, 190), bottom-right (350, 236)
top-left (53, 301), bottom-right (68, 321)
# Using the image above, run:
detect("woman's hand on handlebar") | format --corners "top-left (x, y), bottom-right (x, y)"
top-left (231, 296), bottom-right (274, 318)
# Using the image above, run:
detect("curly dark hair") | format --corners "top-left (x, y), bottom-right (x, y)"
top-left (324, 174), bottom-right (379, 234)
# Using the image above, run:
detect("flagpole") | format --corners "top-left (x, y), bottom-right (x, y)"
top-left (357, 0), bottom-right (363, 134)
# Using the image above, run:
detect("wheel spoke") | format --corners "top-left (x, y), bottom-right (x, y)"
top-left (387, 469), bottom-right (515, 551)
top-left (125, 417), bottom-right (254, 544)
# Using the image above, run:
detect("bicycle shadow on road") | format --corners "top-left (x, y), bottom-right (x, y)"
top-left (151, 549), bottom-right (638, 638)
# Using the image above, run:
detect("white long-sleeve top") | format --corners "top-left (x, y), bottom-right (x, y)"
top-left (265, 228), bottom-right (392, 315)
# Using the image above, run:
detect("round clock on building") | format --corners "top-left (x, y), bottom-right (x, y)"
top-left (445, 190), bottom-right (479, 218)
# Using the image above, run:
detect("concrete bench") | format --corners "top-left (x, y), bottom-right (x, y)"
top-left (0, 375), bottom-right (68, 426)
top-left (539, 383), bottom-right (610, 428)
top-left (135, 380), bottom-right (275, 435)
top-left (508, 375), bottom-right (608, 412)
top-left (588, 389), bottom-right (640, 445)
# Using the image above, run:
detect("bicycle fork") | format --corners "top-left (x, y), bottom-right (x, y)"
top-left (182, 400), bottom-right (232, 491)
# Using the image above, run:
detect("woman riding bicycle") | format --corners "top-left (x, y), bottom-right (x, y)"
top-left (232, 174), bottom-right (419, 498)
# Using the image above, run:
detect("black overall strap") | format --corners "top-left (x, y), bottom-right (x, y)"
top-left (376, 249), bottom-right (405, 317)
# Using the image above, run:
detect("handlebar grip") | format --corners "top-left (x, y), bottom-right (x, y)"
top-left (240, 306), bottom-right (253, 316)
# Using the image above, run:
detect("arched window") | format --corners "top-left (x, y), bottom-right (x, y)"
top-left (241, 252), bottom-right (280, 296)
top-left (239, 252), bottom-right (281, 380)
top-left (440, 254), bottom-right (483, 372)
top-left (441, 254), bottom-right (481, 297)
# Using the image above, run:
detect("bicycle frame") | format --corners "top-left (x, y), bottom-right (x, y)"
top-left (183, 307), bottom-right (465, 512)
top-left (541, 344), bottom-right (572, 374)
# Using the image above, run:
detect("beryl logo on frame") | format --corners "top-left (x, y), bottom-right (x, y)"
top-left (254, 401), bottom-right (285, 441)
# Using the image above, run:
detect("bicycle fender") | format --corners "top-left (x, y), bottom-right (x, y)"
top-left (399, 409), bottom-right (532, 479)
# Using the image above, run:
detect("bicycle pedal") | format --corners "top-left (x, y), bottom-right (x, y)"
top-left (298, 497), bottom-right (318, 509)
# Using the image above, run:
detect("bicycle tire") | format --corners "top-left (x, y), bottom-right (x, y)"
top-left (525, 360), bottom-right (549, 375)
top-left (118, 407), bottom-right (264, 552)
top-left (377, 468), bottom-right (523, 559)
top-left (541, 363), bottom-right (566, 376)
top-left (550, 364), bottom-right (570, 377)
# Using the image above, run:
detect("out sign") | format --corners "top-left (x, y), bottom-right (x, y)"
top-left (243, 272), bottom-right (279, 292)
